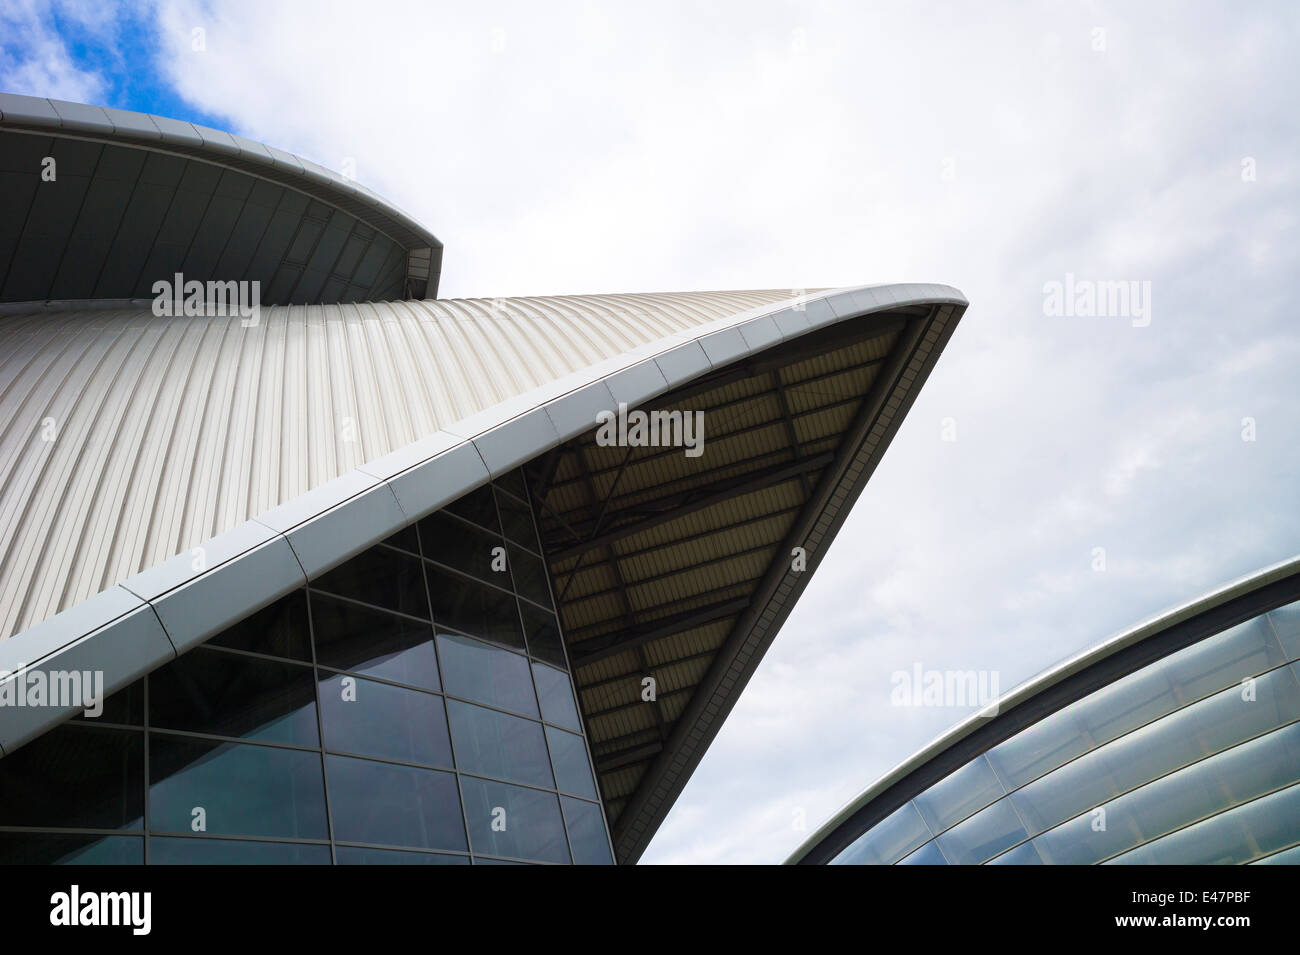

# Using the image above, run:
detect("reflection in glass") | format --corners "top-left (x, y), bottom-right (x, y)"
top-left (447, 699), bottom-right (554, 788)
top-left (149, 735), bottom-right (327, 839)
top-left (533, 662), bottom-right (581, 731)
top-left (546, 726), bottom-right (598, 799)
top-left (460, 776), bottom-right (570, 863)
top-left (311, 594), bottom-right (440, 690)
top-left (0, 725), bottom-right (143, 830)
top-left (148, 836), bottom-right (330, 865)
top-left (0, 833), bottom-right (143, 865)
top-left (561, 796), bottom-right (613, 865)
top-left (326, 755), bottom-right (466, 852)
top-left (437, 633), bottom-right (538, 717)
top-left (148, 648), bottom-right (318, 746)
top-left (427, 565), bottom-right (525, 650)
top-left (312, 546), bottom-right (429, 619)
top-left (319, 673), bottom-right (453, 768)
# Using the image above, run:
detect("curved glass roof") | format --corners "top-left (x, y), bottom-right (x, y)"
top-left (820, 596), bottom-right (1300, 865)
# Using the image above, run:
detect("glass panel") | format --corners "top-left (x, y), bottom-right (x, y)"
top-left (913, 755), bottom-right (1004, 833)
top-left (311, 594), bottom-right (439, 690)
top-left (460, 776), bottom-right (570, 863)
top-left (1033, 720), bottom-right (1300, 864)
top-left (1269, 599), bottom-right (1300, 660)
top-left (441, 484), bottom-right (498, 532)
top-left (312, 546), bottom-right (429, 619)
top-left (437, 632), bottom-right (538, 717)
top-left (533, 662), bottom-right (581, 731)
top-left (831, 801), bottom-right (930, 865)
top-left (546, 725), bottom-right (598, 799)
top-left (934, 798), bottom-right (1026, 865)
top-left (207, 591), bottom-right (311, 660)
top-left (420, 511), bottom-right (506, 583)
top-left (897, 841), bottom-right (948, 865)
top-left (148, 735), bottom-right (327, 839)
top-left (325, 754), bottom-right (466, 852)
top-left (0, 725), bottom-right (142, 830)
top-left (1010, 666), bottom-right (1300, 836)
top-left (72, 678), bottom-right (143, 725)
top-left (381, 525), bottom-right (420, 555)
top-left (494, 468), bottom-right (528, 501)
top-left (148, 647), bottom-right (318, 746)
top-left (427, 564), bottom-right (524, 650)
top-left (148, 836), bottom-right (330, 865)
top-left (1251, 844), bottom-right (1300, 864)
top-left (560, 796), bottom-right (613, 865)
top-left (319, 673), bottom-right (452, 768)
top-left (509, 544), bottom-right (553, 608)
top-left (988, 613), bottom-right (1289, 790)
top-left (521, 603), bottom-right (566, 667)
top-left (495, 488), bottom-right (538, 550)
top-left (1104, 780), bottom-right (1300, 865)
top-left (335, 846), bottom-right (468, 865)
top-left (985, 839), bottom-right (1043, 865)
top-left (447, 699), bottom-right (554, 788)
top-left (0, 833), bottom-right (143, 865)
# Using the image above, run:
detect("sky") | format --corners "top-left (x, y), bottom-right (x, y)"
top-left (2, 0), bottom-right (1297, 864)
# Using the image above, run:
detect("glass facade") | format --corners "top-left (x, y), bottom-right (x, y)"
top-left (831, 599), bottom-right (1300, 865)
top-left (0, 471), bottom-right (614, 865)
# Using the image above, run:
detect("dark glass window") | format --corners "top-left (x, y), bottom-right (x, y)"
top-left (494, 468), bottom-right (528, 501)
top-left (72, 677), bottom-right (144, 725)
top-left (0, 833), bottom-right (144, 865)
top-left (533, 662), bottom-right (582, 731)
top-left (437, 632), bottom-right (539, 718)
top-left (460, 776), bottom-right (570, 864)
top-left (521, 603), bottom-right (566, 667)
top-left (560, 796), bottom-right (613, 865)
top-left (495, 489), bottom-right (539, 550)
top-left (148, 836), bottom-right (330, 865)
top-left (509, 544), bottom-right (553, 608)
top-left (148, 647), bottom-right (318, 746)
top-left (546, 726), bottom-right (598, 799)
top-left (148, 735), bottom-right (328, 840)
top-left (0, 724), bottom-right (142, 830)
top-left (381, 525), bottom-right (420, 555)
top-left (335, 846), bottom-right (468, 865)
top-left (325, 755), bottom-right (466, 852)
top-left (319, 673), bottom-right (452, 768)
top-left (207, 591), bottom-right (311, 660)
top-left (441, 484), bottom-right (497, 531)
top-left (420, 511), bottom-right (508, 584)
top-left (312, 547), bottom-right (429, 619)
top-left (447, 699), bottom-right (554, 788)
top-left (427, 564), bottom-right (524, 650)
top-left (311, 594), bottom-right (440, 690)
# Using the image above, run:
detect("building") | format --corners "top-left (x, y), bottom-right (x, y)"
top-left (789, 556), bottom-right (1300, 865)
top-left (0, 93), bottom-right (967, 864)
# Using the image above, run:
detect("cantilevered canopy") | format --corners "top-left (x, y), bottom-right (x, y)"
top-left (0, 92), bottom-right (441, 303)
top-left (0, 283), bottom-right (966, 863)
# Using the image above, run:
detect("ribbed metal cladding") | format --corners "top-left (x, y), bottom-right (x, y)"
top-left (0, 289), bottom-right (794, 641)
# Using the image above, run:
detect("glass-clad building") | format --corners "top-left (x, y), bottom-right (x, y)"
top-left (0, 94), bottom-right (967, 864)
top-left (790, 559), bottom-right (1300, 865)
top-left (0, 470), bottom-right (613, 865)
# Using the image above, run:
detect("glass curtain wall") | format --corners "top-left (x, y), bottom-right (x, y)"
top-left (0, 469), bottom-right (614, 865)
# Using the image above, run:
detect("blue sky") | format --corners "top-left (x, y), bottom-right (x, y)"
top-left (3, 0), bottom-right (1298, 863)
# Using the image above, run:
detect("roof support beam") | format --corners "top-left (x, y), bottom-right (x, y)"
top-left (570, 596), bottom-right (750, 667)
top-left (549, 452), bottom-right (833, 562)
